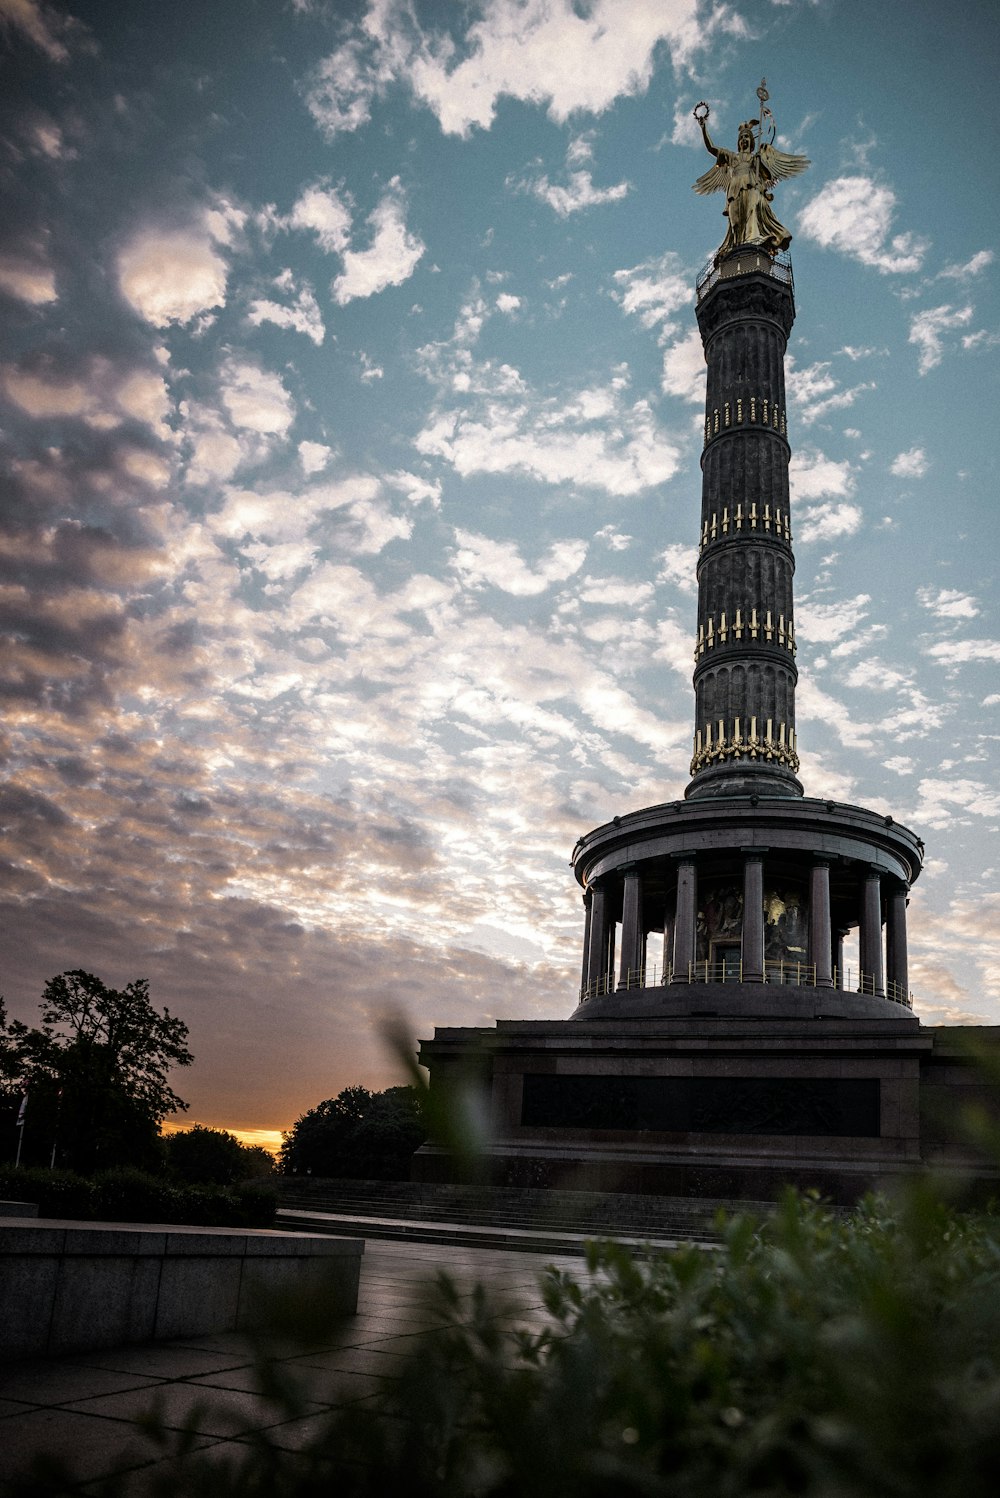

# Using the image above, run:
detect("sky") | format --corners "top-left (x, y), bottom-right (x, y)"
top-left (2, 0), bottom-right (999, 1149)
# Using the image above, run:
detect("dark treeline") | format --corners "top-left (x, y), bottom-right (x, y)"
top-left (281, 1084), bottom-right (426, 1179)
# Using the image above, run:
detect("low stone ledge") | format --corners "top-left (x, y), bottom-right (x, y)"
top-left (0, 1200), bottom-right (38, 1218)
top-left (0, 1218), bottom-right (363, 1360)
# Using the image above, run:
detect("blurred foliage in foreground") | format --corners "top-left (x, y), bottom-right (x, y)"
top-left (14, 1186), bottom-right (1000, 1497)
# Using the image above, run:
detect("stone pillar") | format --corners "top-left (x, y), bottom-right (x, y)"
top-left (859, 867), bottom-right (884, 997)
top-left (886, 883), bottom-right (909, 1003)
top-left (588, 881), bottom-right (611, 996)
top-left (833, 927), bottom-right (848, 989)
top-left (618, 866), bottom-right (644, 989)
top-left (606, 916), bottom-right (618, 994)
top-left (662, 909), bottom-right (674, 983)
top-left (671, 857), bottom-right (697, 983)
top-left (809, 860), bottom-right (834, 988)
top-left (579, 887), bottom-right (593, 996)
top-left (741, 852), bottom-right (765, 983)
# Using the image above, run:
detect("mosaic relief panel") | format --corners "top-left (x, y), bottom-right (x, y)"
top-left (764, 887), bottom-right (807, 961)
top-left (696, 883), bottom-right (743, 961)
top-left (693, 882), bottom-right (808, 963)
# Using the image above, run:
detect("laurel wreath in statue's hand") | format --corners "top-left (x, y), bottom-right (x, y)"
top-left (693, 102), bottom-right (710, 123)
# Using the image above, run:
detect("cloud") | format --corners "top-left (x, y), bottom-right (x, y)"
top-left (496, 292), bottom-right (520, 314)
top-left (416, 373), bottom-right (681, 496)
top-left (925, 639), bottom-right (1000, 666)
top-left (450, 530), bottom-right (587, 596)
top-left (219, 361), bottom-right (295, 439)
top-left (612, 251), bottom-right (690, 333)
top-left (214, 474), bottom-right (413, 571)
top-left (797, 176), bottom-right (928, 274)
top-left (913, 777), bottom-right (1000, 830)
top-left (795, 594), bottom-right (871, 643)
top-left (656, 542), bottom-right (698, 594)
top-left (0, 0), bottom-right (78, 62)
top-left (595, 524), bottom-right (631, 552)
top-left (0, 252), bottom-right (57, 305)
top-left (304, 0), bottom-right (725, 141)
top-left (299, 441), bottom-right (335, 475)
top-left (386, 470), bottom-right (442, 508)
top-left (908, 303), bottom-right (974, 374)
top-left (797, 503), bottom-right (862, 545)
top-left (2, 356), bottom-right (170, 437)
top-left (247, 270), bottom-right (324, 345)
top-left (118, 203), bottom-right (243, 327)
top-left (842, 657), bottom-right (912, 694)
top-left (661, 328), bottom-right (705, 403)
top-left (918, 587), bottom-right (979, 621)
top-left (518, 135), bottom-right (630, 216)
top-left (789, 448), bottom-right (856, 502)
top-left (288, 182), bottom-right (352, 252)
top-left (939, 249), bottom-right (993, 279)
top-left (786, 358), bottom-right (875, 426)
top-left (332, 180), bottom-right (424, 304)
top-left (889, 446), bottom-right (928, 478)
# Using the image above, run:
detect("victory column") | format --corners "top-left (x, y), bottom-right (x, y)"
top-left (417, 87), bottom-right (948, 1204)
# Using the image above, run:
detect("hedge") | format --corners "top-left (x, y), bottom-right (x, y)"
top-left (0, 1165), bottom-right (277, 1227)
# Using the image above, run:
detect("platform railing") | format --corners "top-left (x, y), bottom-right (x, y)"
top-left (580, 960), bottom-right (912, 1008)
top-left (696, 247), bottom-right (793, 302)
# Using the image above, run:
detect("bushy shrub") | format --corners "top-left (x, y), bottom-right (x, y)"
top-left (0, 1165), bottom-right (95, 1219)
top-left (0, 1164), bottom-right (276, 1227)
top-left (15, 1186), bottom-right (1000, 1496)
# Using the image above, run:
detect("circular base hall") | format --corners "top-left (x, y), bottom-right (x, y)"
top-left (571, 793), bottom-right (923, 1024)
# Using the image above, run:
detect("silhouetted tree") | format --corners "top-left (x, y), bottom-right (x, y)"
top-left (166, 1124), bottom-right (275, 1185)
top-left (1, 970), bottom-right (192, 1173)
top-left (281, 1085), bottom-right (426, 1179)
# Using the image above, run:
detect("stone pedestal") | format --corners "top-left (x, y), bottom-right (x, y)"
top-left (415, 1015), bottom-right (933, 1205)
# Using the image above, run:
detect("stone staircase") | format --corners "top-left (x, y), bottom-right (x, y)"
top-left (277, 1178), bottom-right (776, 1254)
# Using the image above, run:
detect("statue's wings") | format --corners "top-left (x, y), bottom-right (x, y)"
top-left (758, 143), bottom-right (810, 184)
top-left (692, 155), bottom-right (732, 196)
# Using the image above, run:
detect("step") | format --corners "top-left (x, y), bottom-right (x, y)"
top-left (275, 1207), bottom-right (720, 1257)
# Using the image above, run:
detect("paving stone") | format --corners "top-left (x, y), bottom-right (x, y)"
top-left (0, 1407), bottom-right (164, 1486)
top-left (0, 1362), bottom-right (160, 1406)
top-left (286, 1347), bottom-right (406, 1378)
top-left (65, 1381), bottom-right (324, 1439)
top-left (78, 1345), bottom-right (251, 1379)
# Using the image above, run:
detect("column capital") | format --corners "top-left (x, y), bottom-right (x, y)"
top-left (739, 846), bottom-right (768, 859)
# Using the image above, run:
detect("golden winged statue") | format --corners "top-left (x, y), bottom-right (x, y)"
top-left (692, 82), bottom-right (809, 261)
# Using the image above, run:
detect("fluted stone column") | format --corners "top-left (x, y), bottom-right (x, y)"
top-left (860, 867), bottom-right (884, 997)
top-left (886, 883), bottom-right (909, 1002)
top-left (618, 866), bottom-right (644, 989)
top-left (580, 887), bottom-right (593, 995)
top-left (588, 881), bottom-right (611, 996)
top-left (809, 860), bottom-right (833, 988)
top-left (662, 909), bottom-right (675, 983)
top-left (833, 926), bottom-right (848, 988)
top-left (671, 857), bottom-right (698, 983)
top-left (741, 851), bottom-right (765, 983)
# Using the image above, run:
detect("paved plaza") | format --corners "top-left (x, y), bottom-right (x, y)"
top-left (0, 1237), bottom-right (581, 1492)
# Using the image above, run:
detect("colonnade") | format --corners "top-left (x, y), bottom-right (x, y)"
top-left (580, 853), bottom-right (909, 1004)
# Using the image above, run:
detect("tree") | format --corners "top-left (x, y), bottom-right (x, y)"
top-left (1, 970), bottom-right (192, 1174)
top-left (165, 1124), bottom-right (275, 1186)
top-left (281, 1085), bottom-right (426, 1179)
